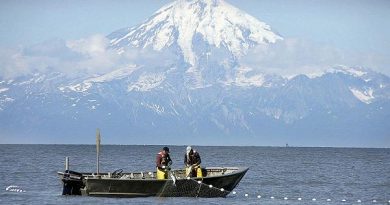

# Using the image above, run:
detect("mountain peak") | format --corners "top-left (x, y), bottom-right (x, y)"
top-left (163, 0), bottom-right (226, 9)
top-left (109, 0), bottom-right (282, 66)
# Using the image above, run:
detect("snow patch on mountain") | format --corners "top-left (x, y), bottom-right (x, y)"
top-left (59, 66), bottom-right (138, 93)
top-left (305, 72), bottom-right (327, 79)
top-left (0, 96), bottom-right (14, 111)
top-left (266, 108), bottom-right (283, 120)
top-left (128, 73), bottom-right (166, 92)
top-left (185, 66), bottom-right (205, 89)
top-left (350, 87), bottom-right (374, 104)
top-left (141, 102), bottom-right (165, 115)
top-left (330, 65), bottom-right (368, 77)
top-left (61, 82), bottom-right (92, 93)
top-left (303, 66), bottom-right (371, 80)
top-left (4, 97), bottom-right (14, 102)
top-left (0, 88), bottom-right (9, 93)
top-left (231, 66), bottom-right (265, 87)
top-left (84, 65), bottom-right (138, 83)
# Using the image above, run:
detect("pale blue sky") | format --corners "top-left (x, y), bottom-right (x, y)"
top-left (1, 0), bottom-right (390, 74)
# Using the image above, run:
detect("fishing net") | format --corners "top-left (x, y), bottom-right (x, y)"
top-left (158, 177), bottom-right (230, 197)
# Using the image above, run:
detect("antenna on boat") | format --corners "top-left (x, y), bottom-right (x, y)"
top-left (96, 128), bottom-right (101, 175)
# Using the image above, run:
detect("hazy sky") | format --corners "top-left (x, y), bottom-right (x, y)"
top-left (0, 0), bottom-right (390, 75)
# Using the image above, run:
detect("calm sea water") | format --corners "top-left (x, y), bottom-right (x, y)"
top-left (0, 145), bottom-right (389, 205)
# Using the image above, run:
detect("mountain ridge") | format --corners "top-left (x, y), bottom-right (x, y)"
top-left (0, 0), bottom-right (389, 146)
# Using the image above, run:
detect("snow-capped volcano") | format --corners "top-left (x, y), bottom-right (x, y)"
top-left (108, 0), bottom-right (282, 89)
top-left (109, 0), bottom-right (282, 66)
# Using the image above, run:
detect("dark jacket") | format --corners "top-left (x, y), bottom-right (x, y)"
top-left (184, 151), bottom-right (201, 166)
top-left (156, 151), bottom-right (172, 169)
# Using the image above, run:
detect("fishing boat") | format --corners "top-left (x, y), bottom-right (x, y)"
top-left (57, 130), bottom-right (248, 197)
top-left (57, 167), bottom-right (248, 197)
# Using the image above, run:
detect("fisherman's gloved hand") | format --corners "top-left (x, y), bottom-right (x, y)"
top-left (161, 165), bottom-right (171, 170)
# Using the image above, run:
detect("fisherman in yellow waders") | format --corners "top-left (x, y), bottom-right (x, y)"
top-left (184, 146), bottom-right (203, 178)
top-left (156, 147), bottom-right (172, 180)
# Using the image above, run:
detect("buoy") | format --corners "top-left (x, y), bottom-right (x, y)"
top-left (5, 185), bottom-right (25, 193)
top-left (312, 198), bottom-right (316, 201)
top-left (245, 193), bottom-right (248, 197)
top-left (373, 199), bottom-right (377, 203)
top-left (6, 185), bottom-right (15, 191)
top-left (270, 196), bottom-right (274, 199)
top-left (327, 199), bottom-right (331, 202)
top-left (284, 197), bottom-right (288, 200)
top-left (357, 199), bottom-right (361, 203)
top-left (232, 191), bottom-right (236, 195)
top-left (257, 195), bottom-right (261, 199)
top-left (208, 185), bottom-right (213, 188)
top-left (220, 188), bottom-right (224, 192)
top-left (342, 199), bottom-right (346, 202)
top-left (298, 197), bottom-right (302, 201)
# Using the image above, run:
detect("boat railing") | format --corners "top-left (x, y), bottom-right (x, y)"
top-left (60, 167), bottom-right (243, 180)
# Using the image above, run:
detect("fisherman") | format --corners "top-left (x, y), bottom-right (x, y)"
top-left (184, 146), bottom-right (202, 178)
top-left (156, 146), bottom-right (172, 180)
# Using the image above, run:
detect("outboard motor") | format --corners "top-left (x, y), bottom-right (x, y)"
top-left (62, 170), bottom-right (83, 195)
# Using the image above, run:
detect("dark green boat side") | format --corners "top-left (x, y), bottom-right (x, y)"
top-left (58, 167), bottom-right (248, 198)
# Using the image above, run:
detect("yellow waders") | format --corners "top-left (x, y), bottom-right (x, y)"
top-left (196, 166), bottom-right (203, 178)
top-left (185, 165), bottom-right (203, 178)
top-left (156, 168), bottom-right (168, 180)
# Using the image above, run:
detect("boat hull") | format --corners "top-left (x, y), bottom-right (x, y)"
top-left (59, 167), bottom-right (248, 198)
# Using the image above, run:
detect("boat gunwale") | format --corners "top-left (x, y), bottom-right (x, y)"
top-left (58, 167), bottom-right (249, 181)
